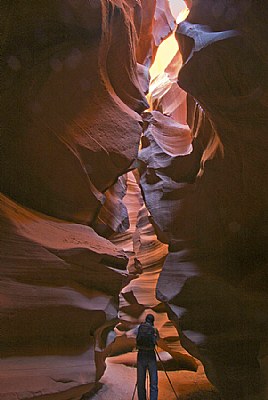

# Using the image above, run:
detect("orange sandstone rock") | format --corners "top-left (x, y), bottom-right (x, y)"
top-left (1, 1), bottom-right (143, 224)
top-left (140, 3), bottom-right (268, 398)
top-left (0, 192), bottom-right (128, 399)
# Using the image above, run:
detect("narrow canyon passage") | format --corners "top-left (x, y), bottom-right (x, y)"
top-left (1, 1), bottom-right (268, 400)
top-left (91, 171), bottom-right (216, 399)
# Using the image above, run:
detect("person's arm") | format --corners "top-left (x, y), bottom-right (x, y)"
top-left (133, 325), bottom-right (140, 350)
top-left (155, 328), bottom-right (160, 344)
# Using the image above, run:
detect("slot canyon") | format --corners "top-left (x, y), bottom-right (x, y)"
top-left (1, 1), bottom-right (268, 399)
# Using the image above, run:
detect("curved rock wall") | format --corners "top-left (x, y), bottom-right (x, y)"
top-left (0, 1), bottom-right (176, 399)
top-left (139, 1), bottom-right (268, 399)
top-left (1, 0), bottom-right (144, 224)
top-left (94, 171), bottom-right (198, 375)
top-left (0, 193), bottom-right (128, 399)
top-left (2, 0), bottom-right (267, 399)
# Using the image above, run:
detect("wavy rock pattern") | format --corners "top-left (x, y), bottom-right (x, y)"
top-left (0, 0), bottom-right (145, 398)
top-left (139, 2), bottom-right (268, 399)
top-left (0, 0), bottom-right (178, 399)
top-left (2, 0), bottom-right (265, 399)
top-left (148, 48), bottom-right (188, 124)
top-left (1, 1), bottom-right (144, 224)
top-left (96, 172), bottom-right (198, 373)
top-left (137, 0), bottom-right (175, 66)
top-left (0, 193), bottom-right (128, 399)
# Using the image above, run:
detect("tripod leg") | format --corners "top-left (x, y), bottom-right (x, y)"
top-left (155, 349), bottom-right (180, 400)
top-left (131, 382), bottom-right (137, 400)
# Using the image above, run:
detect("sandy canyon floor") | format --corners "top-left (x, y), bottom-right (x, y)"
top-left (88, 356), bottom-right (221, 400)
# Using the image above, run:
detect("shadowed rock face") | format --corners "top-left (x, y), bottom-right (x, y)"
top-left (2, 0), bottom-right (267, 399)
top-left (1, 0), bottom-right (145, 224)
top-left (0, 192), bottom-right (128, 399)
top-left (0, 1), bottom-right (178, 399)
top-left (139, 2), bottom-right (268, 399)
top-left (1, 1), bottom-right (144, 399)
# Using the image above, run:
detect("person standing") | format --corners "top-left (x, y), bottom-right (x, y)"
top-left (136, 314), bottom-right (159, 400)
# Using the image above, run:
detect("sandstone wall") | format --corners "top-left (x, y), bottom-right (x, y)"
top-left (2, 1), bottom-right (267, 399)
top-left (0, 1), bottom-right (176, 399)
top-left (139, 1), bottom-right (268, 399)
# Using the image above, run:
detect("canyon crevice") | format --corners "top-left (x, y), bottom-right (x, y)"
top-left (1, 1), bottom-right (268, 400)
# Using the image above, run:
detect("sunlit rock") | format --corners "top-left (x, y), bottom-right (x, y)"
top-left (95, 172), bottom-right (199, 375)
top-left (93, 175), bottom-right (129, 237)
top-left (136, 0), bottom-right (175, 66)
top-left (0, 1), bottom-right (180, 399)
top-left (2, 0), bottom-right (267, 398)
top-left (148, 49), bottom-right (188, 124)
top-left (140, 2), bottom-right (268, 399)
top-left (153, 0), bottom-right (176, 47)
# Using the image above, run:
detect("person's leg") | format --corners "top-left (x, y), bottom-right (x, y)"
top-left (137, 352), bottom-right (147, 400)
top-left (148, 352), bottom-right (158, 400)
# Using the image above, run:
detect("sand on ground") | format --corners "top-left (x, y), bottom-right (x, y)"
top-left (87, 356), bottom-right (221, 400)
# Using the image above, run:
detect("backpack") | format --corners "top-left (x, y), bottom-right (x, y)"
top-left (136, 323), bottom-right (157, 350)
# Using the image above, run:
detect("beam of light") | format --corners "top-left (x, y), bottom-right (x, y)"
top-left (176, 6), bottom-right (189, 24)
top-left (149, 31), bottom-right (179, 82)
top-left (149, 1), bottom-right (189, 83)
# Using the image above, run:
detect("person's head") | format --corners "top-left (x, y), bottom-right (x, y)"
top-left (145, 313), bottom-right (155, 325)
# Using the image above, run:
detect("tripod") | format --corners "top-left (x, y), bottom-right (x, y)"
top-left (155, 348), bottom-right (180, 400)
top-left (131, 349), bottom-right (180, 399)
top-left (131, 382), bottom-right (137, 400)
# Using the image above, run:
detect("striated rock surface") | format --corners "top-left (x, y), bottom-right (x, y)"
top-left (136, 0), bottom-right (176, 67)
top-left (0, 1), bottom-right (145, 399)
top-left (139, 2), bottom-right (268, 399)
top-left (153, 0), bottom-right (176, 48)
top-left (0, 1), bottom-right (180, 399)
top-left (95, 171), bottom-right (198, 373)
top-left (0, 192), bottom-right (128, 399)
top-left (3, 0), bottom-right (267, 399)
top-left (148, 48), bottom-right (188, 124)
top-left (1, 1), bottom-right (144, 224)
